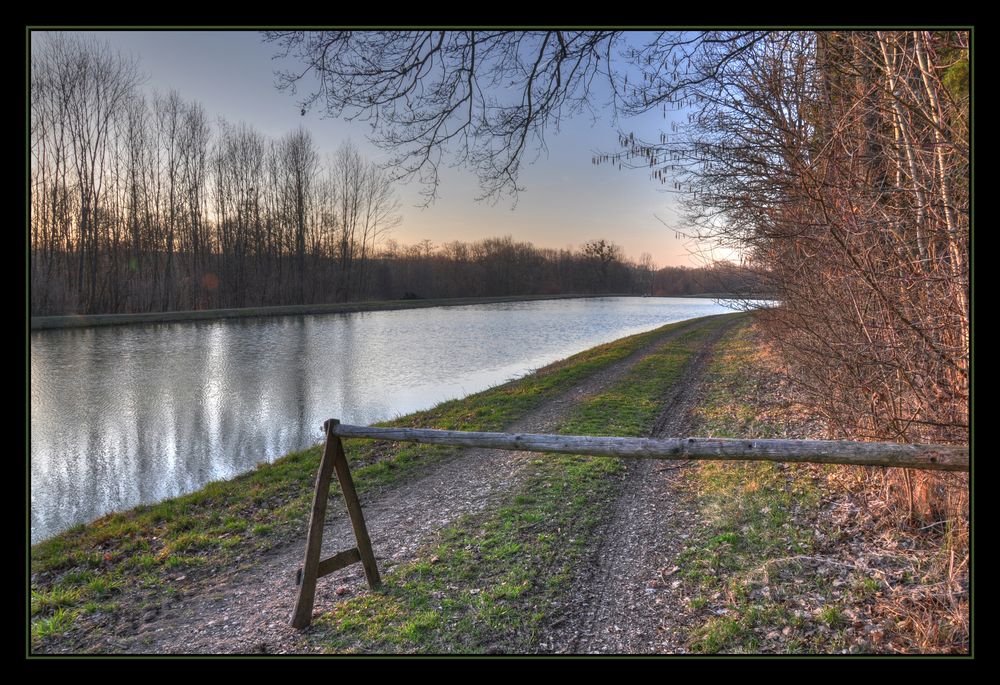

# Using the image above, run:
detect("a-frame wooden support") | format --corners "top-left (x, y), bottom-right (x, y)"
top-left (290, 419), bottom-right (381, 629)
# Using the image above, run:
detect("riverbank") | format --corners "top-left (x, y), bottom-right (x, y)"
top-left (30, 314), bottom-right (737, 652)
top-left (30, 311), bottom-right (965, 654)
top-left (30, 294), bottom-right (629, 330)
top-left (669, 324), bottom-right (968, 654)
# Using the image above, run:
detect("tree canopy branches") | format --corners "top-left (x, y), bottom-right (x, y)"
top-left (265, 30), bottom-right (622, 203)
top-left (266, 29), bottom-right (970, 518)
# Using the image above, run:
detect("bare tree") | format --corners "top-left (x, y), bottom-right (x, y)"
top-left (212, 119), bottom-right (268, 307)
top-left (318, 141), bottom-right (400, 302)
top-left (178, 99), bottom-right (211, 299)
top-left (276, 128), bottom-right (319, 301)
top-left (31, 34), bottom-right (144, 313)
top-left (583, 238), bottom-right (623, 292)
top-left (265, 30), bottom-right (621, 204)
top-left (637, 252), bottom-right (656, 295)
top-left (264, 29), bottom-right (969, 521)
top-left (154, 90), bottom-right (185, 310)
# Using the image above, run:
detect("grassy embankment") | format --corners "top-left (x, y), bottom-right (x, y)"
top-left (305, 314), bottom-right (739, 652)
top-left (672, 321), bottom-right (967, 654)
top-left (674, 321), bottom-right (831, 653)
top-left (30, 314), bottom-right (736, 649)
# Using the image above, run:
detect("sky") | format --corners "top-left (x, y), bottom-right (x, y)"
top-left (35, 30), bottom-right (726, 268)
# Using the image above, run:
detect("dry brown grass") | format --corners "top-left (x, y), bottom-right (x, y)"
top-left (750, 320), bottom-right (969, 653)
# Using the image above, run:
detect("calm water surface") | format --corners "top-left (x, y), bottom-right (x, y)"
top-left (30, 297), bottom-right (739, 542)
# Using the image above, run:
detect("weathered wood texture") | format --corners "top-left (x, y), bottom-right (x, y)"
top-left (295, 547), bottom-right (362, 587)
top-left (290, 420), bottom-right (382, 630)
top-left (289, 421), bottom-right (340, 628)
top-left (330, 424), bottom-right (968, 472)
top-left (330, 432), bottom-right (382, 591)
top-left (317, 547), bottom-right (362, 579)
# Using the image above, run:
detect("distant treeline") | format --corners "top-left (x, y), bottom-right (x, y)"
top-left (30, 232), bottom-right (762, 315)
top-left (29, 34), bottom-right (760, 316)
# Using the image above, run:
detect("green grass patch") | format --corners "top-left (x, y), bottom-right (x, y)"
top-left (31, 586), bottom-right (84, 617)
top-left (86, 575), bottom-right (122, 598)
top-left (690, 616), bottom-right (745, 653)
top-left (675, 320), bottom-right (855, 654)
top-left (30, 315), bottom-right (734, 652)
top-left (853, 577), bottom-right (880, 598)
top-left (818, 605), bottom-right (845, 627)
top-left (81, 601), bottom-right (119, 615)
top-left (31, 608), bottom-right (78, 643)
top-left (309, 314), bottom-right (741, 653)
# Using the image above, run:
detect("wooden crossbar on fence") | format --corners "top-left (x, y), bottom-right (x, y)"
top-left (290, 418), bottom-right (968, 629)
top-left (330, 423), bottom-right (968, 472)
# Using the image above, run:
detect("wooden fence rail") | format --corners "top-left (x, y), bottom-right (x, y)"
top-left (329, 423), bottom-right (968, 472)
top-left (290, 419), bottom-right (967, 628)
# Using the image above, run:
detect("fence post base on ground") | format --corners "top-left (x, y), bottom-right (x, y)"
top-left (290, 419), bottom-right (381, 630)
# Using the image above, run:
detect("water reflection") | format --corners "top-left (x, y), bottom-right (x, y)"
top-left (30, 297), bottom-right (740, 542)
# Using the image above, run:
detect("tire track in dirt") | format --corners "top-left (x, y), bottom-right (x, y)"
top-left (99, 316), bottom-right (720, 654)
top-left (537, 317), bottom-right (738, 654)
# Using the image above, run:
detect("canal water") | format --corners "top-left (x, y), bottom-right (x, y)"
top-left (30, 297), bottom-right (741, 542)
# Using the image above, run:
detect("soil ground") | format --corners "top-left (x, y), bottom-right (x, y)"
top-left (536, 319), bottom-right (731, 653)
top-left (63, 316), bottom-right (728, 654)
top-left (34, 314), bottom-right (966, 655)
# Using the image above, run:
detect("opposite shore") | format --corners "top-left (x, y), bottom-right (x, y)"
top-left (28, 293), bottom-right (755, 331)
top-left (31, 294), bottom-right (612, 330)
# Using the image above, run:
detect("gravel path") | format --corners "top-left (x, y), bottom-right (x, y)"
top-left (97, 317), bottom-right (717, 654)
top-left (537, 318), bottom-right (737, 654)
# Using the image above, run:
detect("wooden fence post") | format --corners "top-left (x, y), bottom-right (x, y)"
top-left (290, 419), bottom-right (381, 630)
top-left (331, 429), bottom-right (382, 592)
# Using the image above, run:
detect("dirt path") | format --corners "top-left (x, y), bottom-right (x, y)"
top-left (98, 317), bottom-right (719, 654)
top-left (537, 319), bottom-right (735, 654)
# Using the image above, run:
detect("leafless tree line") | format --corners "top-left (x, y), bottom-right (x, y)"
top-left (30, 34), bottom-right (402, 315)
top-left (30, 34), bottom-right (744, 316)
top-left (364, 236), bottom-right (693, 300)
top-left (30, 35), bottom-right (748, 315)
top-left (614, 30), bottom-right (968, 519)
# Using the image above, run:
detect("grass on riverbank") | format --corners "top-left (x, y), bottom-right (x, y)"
top-left (669, 321), bottom-right (850, 653)
top-left (30, 315), bottom-right (728, 650)
top-left (672, 322), bottom-right (969, 654)
top-left (307, 317), bottom-right (734, 653)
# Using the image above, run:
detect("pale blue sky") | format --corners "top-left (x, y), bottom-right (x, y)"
top-left (36, 30), bottom-right (724, 267)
